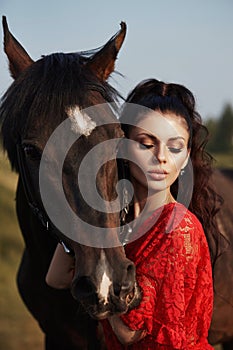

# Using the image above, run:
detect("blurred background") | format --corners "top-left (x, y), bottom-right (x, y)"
top-left (0, 1), bottom-right (232, 349)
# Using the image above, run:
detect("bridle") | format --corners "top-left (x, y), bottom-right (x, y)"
top-left (14, 84), bottom-right (113, 239)
top-left (17, 144), bottom-right (50, 230)
top-left (16, 143), bottom-right (74, 255)
top-left (16, 136), bottom-right (132, 251)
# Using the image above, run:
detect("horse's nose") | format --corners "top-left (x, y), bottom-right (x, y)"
top-left (71, 276), bottom-right (96, 300)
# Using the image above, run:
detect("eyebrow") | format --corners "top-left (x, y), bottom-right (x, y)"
top-left (167, 136), bottom-right (186, 142)
top-left (135, 132), bottom-right (186, 142)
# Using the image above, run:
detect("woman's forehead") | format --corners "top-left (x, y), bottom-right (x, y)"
top-left (131, 111), bottom-right (189, 142)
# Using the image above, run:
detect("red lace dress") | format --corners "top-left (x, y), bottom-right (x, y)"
top-left (102, 203), bottom-right (214, 349)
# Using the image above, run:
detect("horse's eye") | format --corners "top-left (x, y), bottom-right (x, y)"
top-left (22, 144), bottom-right (41, 161)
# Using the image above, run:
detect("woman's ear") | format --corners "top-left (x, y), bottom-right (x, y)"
top-left (181, 149), bottom-right (191, 170)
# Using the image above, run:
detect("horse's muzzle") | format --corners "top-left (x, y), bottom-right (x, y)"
top-left (71, 276), bottom-right (141, 319)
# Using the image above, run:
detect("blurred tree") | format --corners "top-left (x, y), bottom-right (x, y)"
top-left (206, 103), bottom-right (233, 153)
top-left (215, 104), bottom-right (233, 153)
top-left (206, 118), bottom-right (218, 153)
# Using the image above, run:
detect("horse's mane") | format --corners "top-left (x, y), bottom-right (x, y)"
top-left (0, 49), bottom-right (121, 171)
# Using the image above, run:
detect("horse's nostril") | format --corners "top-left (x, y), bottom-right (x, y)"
top-left (127, 262), bottom-right (135, 274)
top-left (126, 262), bottom-right (136, 284)
top-left (112, 262), bottom-right (136, 298)
top-left (72, 276), bottom-right (96, 299)
top-left (113, 283), bottom-right (121, 297)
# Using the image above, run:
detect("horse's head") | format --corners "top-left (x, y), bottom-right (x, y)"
top-left (1, 17), bottom-right (141, 319)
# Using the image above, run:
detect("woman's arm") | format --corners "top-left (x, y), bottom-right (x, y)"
top-left (108, 315), bottom-right (146, 345)
top-left (46, 243), bottom-right (75, 289)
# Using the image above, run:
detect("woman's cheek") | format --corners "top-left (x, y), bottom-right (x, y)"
top-left (170, 153), bottom-right (188, 172)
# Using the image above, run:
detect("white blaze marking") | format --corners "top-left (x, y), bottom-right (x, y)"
top-left (99, 271), bottom-right (111, 305)
top-left (98, 250), bottom-right (112, 305)
top-left (66, 106), bottom-right (97, 136)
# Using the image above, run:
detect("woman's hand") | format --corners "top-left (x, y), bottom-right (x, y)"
top-left (46, 243), bottom-right (75, 289)
top-left (108, 315), bottom-right (146, 345)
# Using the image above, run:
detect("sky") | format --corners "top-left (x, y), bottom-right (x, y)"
top-left (1, 0), bottom-right (233, 120)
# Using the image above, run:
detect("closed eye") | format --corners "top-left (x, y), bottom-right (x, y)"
top-left (168, 147), bottom-right (182, 153)
top-left (139, 143), bottom-right (155, 150)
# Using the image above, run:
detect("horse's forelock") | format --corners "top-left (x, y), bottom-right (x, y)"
top-left (0, 50), bottom-right (120, 171)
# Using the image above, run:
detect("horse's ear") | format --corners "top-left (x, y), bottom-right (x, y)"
top-left (86, 22), bottom-right (126, 81)
top-left (2, 16), bottom-right (34, 79)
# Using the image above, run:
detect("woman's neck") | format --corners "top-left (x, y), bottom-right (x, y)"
top-left (133, 189), bottom-right (175, 219)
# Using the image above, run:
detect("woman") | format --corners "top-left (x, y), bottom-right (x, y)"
top-left (46, 79), bottom-right (223, 349)
top-left (101, 79), bottom-right (223, 349)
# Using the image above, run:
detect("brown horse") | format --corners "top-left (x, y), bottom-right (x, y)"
top-left (0, 17), bottom-right (140, 349)
top-left (209, 169), bottom-right (233, 350)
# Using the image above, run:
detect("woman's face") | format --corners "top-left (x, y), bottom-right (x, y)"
top-left (127, 111), bottom-right (190, 196)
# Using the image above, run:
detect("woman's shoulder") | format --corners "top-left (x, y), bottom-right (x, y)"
top-left (162, 203), bottom-right (206, 253)
top-left (164, 203), bottom-right (208, 259)
top-left (166, 202), bottom-right (204, 233)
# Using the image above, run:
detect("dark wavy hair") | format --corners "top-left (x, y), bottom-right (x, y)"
top-left (120, 78), bottom-right (224, 265)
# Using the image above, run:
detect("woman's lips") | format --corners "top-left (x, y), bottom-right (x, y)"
top-left (147, 169), bottom-right (168, 181)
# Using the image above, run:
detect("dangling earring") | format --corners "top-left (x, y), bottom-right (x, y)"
top-left (120, 160), bottom-right (131, 225)
top-left (120, 187), bottom-right (130, 225)
top-left (180, 168), bottom-right (185, 176)
top-left (120, 185), bottom-right (133, 246)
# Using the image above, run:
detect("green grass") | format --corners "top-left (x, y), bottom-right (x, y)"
top-left (0, 150), bottom-right (43, 350)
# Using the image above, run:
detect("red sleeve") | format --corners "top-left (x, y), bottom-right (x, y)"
top-left (120, 273), bottom-right (157, 334)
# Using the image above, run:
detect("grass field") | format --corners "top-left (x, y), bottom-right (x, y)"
top-left (0, 148), bottom-right (226, 350)
top-left (0, 150), bottom-right (43, 350)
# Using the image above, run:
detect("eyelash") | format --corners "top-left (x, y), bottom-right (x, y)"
top-left (139, 143), bottom-right (154, 149)
top-left (139, 143), bottom-right (183, 153)
top-left (168, 147), bottom-right (182, 154)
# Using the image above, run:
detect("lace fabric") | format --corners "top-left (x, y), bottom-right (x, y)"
top-left (102, 203), bottom-right (214, 349)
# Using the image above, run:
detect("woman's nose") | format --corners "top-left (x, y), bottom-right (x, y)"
top-left (153, 143), bottom-right (167, 163)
